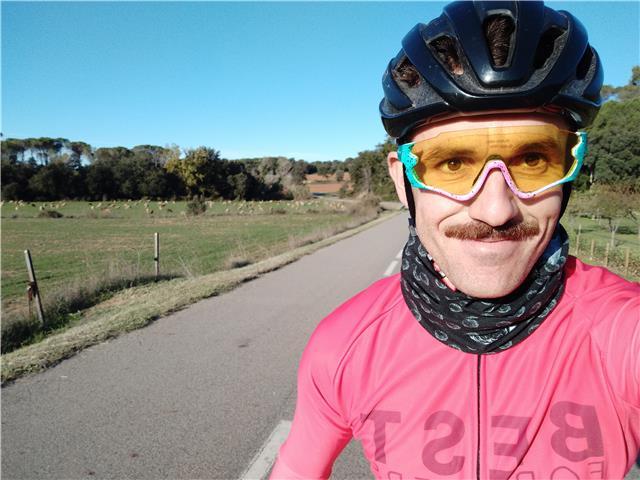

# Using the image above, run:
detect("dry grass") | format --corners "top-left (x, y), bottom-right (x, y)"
top-left (1, 255), bottom-right (179, 352)
top-left (1, 210), bottom-right (399, 385)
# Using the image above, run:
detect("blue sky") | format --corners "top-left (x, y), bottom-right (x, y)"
top-left (2, 1), bottom-right (639, 162)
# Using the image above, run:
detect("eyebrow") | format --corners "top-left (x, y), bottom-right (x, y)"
top-left (421, 146), bottom-right (478, 159)
top-left (513, 138), bottom-right (563, 152)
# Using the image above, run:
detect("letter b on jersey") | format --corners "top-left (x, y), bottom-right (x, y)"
top-left (550, 402), bottom-right (604, 461)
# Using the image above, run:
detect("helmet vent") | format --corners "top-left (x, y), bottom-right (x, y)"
top-left (429, 36), bottom-right (463, 75)
top-left (533, 27), bottom-right (565, 70)
top-left (483, 15), bottom-right (515, 68)
top-left (576, 47), bottom-right (594, 80)
top-left (392, 57), bottom-right (421, 87)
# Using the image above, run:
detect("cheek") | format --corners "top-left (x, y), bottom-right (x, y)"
top-left (520, 191), bottom-right (563, 224)
top-left (413, 188), bottom-right (465, 229)
top-left (413, 190), bottom-right (462, 242)
top-left (413, 189), bottom-right (463, 224)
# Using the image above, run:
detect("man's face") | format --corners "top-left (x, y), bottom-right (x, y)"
top-left (388, 114), bottom-right (565, 298)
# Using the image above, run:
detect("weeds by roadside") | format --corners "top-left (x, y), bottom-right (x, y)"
top-left (1, 263), bottom-right (179, 353)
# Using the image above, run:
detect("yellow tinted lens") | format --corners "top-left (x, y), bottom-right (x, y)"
top-left (507, 131), bottom-right (578, 192)
top-left (412, 137), bottom-right (485, 195)
top-left (410, 125), bottom-right (577, 194)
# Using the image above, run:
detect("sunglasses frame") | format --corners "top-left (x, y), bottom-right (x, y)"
top-left (398, 131), bottom-right (587, 201)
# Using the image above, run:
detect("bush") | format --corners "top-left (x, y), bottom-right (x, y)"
top-left (186, 196), bottom-right (207, 216)
top-left (357, 192), bottom-right (382, 209)
top-left (2, 183), bottom-right (23, 201)
top-left (347, 193), bottom-right (382, 217)
top-left (287, 184), bottom-right (312, 200)
top-left (1, 315), bottom-right (42, 354)
top-left (37, 209), bottom-right (64, 218)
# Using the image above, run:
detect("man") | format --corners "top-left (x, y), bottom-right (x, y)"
top-left (270, 1), bottom-right (639, 478)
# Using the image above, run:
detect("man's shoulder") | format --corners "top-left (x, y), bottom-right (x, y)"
top-left (303, 274), bottom-right (404, 363)
top-left (563, 255), bottom-right (639, 334)
top-left (564, 255), bottom-right (639, 300)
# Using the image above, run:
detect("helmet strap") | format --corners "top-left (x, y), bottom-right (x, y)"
top-left (402, 164), bottom-right (417, 221)
top-left (560, 183), bottom-right (571, 218)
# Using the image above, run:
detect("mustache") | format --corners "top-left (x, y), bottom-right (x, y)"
top-left (444, 220), bottom-right (540, 241)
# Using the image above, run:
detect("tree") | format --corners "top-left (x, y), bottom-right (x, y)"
top-left (165, 147), bottom-right (222, 198)
top-left (139, 168), bottom-right (169, 198)
top-left (94, 146), bottom-right (133, 165)
top-left (69, 141), bottom-right (93, 169)
top-left (28, 137), bottom-right (68, 165)
top-left (349, 137), bottom-right (396, 199)
top-left (317, 162), bottom-right (332, 178)
top-left (599, 65), bottom-right (640, 102)
top-left (86, 162), bottom-right (118, 200)
top-left (229, 172), bottom-right (250, 199)
top-left (290, 160), bottom-right (307, 184)
top-left (1, 157), bottom-right (38, 200)
top-left (585, 96), bottom-right (640, 189)
top-left (28, 162), bottom-right (78, 200)
top-left (1, 138), bottom-right (28, 163)
top-left (581, 185), bottom-right (634, 247)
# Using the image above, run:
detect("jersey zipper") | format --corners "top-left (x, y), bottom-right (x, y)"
top-left (476, 354), bottom-right (482, 480)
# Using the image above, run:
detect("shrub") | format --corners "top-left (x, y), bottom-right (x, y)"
top-left (338, 184), bottom-right (350, 198)
top-left (1, 315), bottom-right (41, 353)
top-left (37, 209), bottom-right (64, 218)
top-left (288, 184), bottom-right (312, 200)
top-left (347, 193), bottom-right (382, 217)
top-left (186, 196), bottom-right (207, 216)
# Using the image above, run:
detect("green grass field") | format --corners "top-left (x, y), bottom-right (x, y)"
top-left (563, 214), bottom-right (640, 281)
top-left (1, 199), bottom-right (370, 316)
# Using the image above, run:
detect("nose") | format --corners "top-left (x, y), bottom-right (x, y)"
top-left (467, 168), bottom-right (520, 227)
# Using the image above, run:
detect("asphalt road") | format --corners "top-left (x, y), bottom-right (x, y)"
top-left (2, 212), bottom-right (638, 480)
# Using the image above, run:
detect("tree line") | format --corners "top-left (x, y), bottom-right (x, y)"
top-left (0, 141), bottom-right (320, 201)
top-left (3, 67), bottom-right (637, 202)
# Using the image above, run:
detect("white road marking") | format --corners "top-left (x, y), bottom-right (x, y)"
top-left (384, 260), bottom-right (399, 277)
top-left (383, 248), bottom-right (404, 277)
top-left (240, 420), bottom-right (292, 480)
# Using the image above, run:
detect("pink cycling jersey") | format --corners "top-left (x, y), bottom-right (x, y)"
top-left (270, 257), bottom-right (640, 479)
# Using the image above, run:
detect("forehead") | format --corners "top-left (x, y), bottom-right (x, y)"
top-left (410, 114), bottom-right (569, 143)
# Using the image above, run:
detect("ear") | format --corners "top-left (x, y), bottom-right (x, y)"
top-left (387, 150), bottom-right (408, 208)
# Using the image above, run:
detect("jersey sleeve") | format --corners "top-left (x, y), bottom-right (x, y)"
top-left (591, 285), bottom-right (640, 408)
top-left (269, 327), bottom-right (353, 479)
top-left (604, 292), bottom-right (640, 407)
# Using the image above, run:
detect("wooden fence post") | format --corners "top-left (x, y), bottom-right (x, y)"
top-left (589, 239), bottom-right (595, 260)
top-left (604, 242), bottom-right (610, 267)
top-left (154, 232), bottom-right (160, 279)
top-left (575, 224), bottom-right (582, 256)
top-left (24, 249), bottom-right (45, 326)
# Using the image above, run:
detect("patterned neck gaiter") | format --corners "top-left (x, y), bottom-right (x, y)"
top-left (400, 222), bottom-right (569, 354)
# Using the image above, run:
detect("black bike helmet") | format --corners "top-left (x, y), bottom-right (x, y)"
top-left (380, 0), bottom-right (603, 142)
top-left (380, 1), bottom-right (603, 218)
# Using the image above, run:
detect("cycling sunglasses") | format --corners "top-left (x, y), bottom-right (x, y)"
top-left (397, 124), bottom-right (586, 201)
